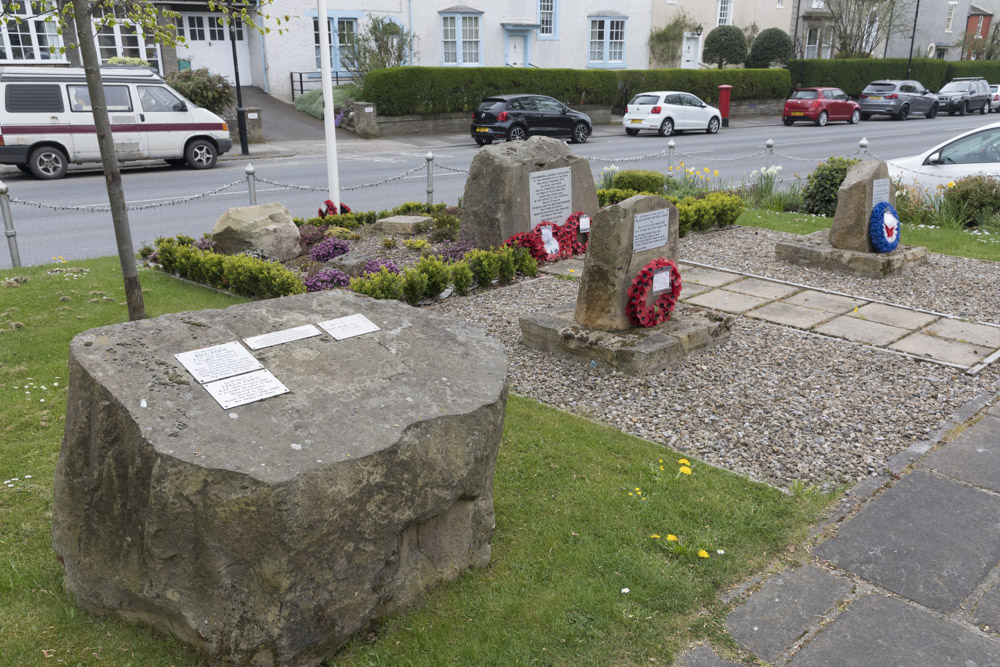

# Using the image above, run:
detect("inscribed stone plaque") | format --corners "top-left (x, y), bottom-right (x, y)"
top-left (203, 369), bottom-right (290, 410)
top-left (633, 208), bottom-right (671, 253)
top-left (174, 341), bottom-right (262, 384)
top-left (243, 324), bottom-right (322, 351)
top-left (529, 166), bottom-right (572, 225)
top-left (872, 178), bottom-right (890, 209)
top-left (318, 313), bottom-right (381, 340)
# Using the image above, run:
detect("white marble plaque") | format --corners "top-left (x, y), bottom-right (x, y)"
top-left (243, 324), bottom-right (322, 350)
top-left (579, 215), bottom-right (591, 233)
top-left (529, 166), bottom-right (572, 226)
top-left (174, 341), bottom-right (263, 384)
top-left (652, 266), bottom-right (672, 293)
top-left (203, 369), bottom-right (290, 410)
top-left (872, 178), bottom-right (891, 208)
top-left (633, 209), bottom-right (671, 253)
top-left (318, 313), bottom-right (381, 340)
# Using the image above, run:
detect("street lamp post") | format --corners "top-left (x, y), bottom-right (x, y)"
top-left (907, 0), bottom-right (922, 78)
top-left (228, 9), bottom-right (249, 155)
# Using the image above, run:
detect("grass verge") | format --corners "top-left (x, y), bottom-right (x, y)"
top-left (736, 209), bottom-right (1000, 262)
top-left (1, 258), bottom-right (833, 665)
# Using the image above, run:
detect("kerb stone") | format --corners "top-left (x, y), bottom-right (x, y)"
top-left (51, 290), bottom-right (509, 666)
top-left (212, 202), bottom-right (301, 261)
top-left (829, 161), bottom-right (894, 252)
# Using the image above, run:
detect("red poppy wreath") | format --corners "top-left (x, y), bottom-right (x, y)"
top-left (625, 258), bottom-right (682, 327)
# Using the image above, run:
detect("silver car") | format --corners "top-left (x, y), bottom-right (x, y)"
top-left (990, 84), bottom-right (1000, 112)
top-left (859, 80), bottom-right (938, 121)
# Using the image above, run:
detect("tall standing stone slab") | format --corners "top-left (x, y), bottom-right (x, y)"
top-left (575, 195), bottom-right (678, 332)
top-left (460, 136), bottom-right (598, 249)
top-left (52, 290), bottom-right (509, 666)
top-left (829, 161), bottom-right (894, 252)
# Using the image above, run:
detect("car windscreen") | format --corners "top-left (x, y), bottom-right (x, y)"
top-left (629, 94), bottom-right (660, 106)
top-left (940, 83), bottom-right (971, 93)
top-left (790, 90), bottom-right (818, 99)
top-left (476, 100), bottom-right (505, 113)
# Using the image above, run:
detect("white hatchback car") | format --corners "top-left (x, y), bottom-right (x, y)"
top-left (622, 91), bottom-right (722, 137)
top-left (888, 121), bottom-right (1000, 189)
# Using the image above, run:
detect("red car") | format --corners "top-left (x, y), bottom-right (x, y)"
top-left (782, 87), bottom-right (861, 126)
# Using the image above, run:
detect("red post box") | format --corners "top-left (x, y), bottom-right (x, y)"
top-left (718, 84), bottom-right (733, 128)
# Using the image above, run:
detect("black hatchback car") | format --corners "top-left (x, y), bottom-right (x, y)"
top-left (471, 94), bottom-right (592, 146)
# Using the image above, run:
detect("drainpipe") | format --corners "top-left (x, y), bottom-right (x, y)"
top-left (256, 7), bottom-right (269, 93)
top-left (408, 0), bottom-right (414, 64)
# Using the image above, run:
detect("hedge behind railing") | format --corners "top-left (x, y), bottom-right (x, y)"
top-left (614, 68), bottom-right (790, 109)
top-left (786, 58), bottom-right (1000, 98)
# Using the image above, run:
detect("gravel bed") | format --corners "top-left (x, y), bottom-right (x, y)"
top-left (429, 228), bottom-right (1000, 490)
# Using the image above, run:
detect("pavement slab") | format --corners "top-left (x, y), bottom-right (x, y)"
top-left (725, 565), bottom-right (852, 663)
top-left (890, 332), bottom-right (993, 367)
top-left (972, 584), bottom-right (1000, 630)
top-left (746, 302), bottom-right (837, 329)
top-left (991, 402), bottom-right (1000, 418)
top-left (678, 283), bottom-right (712, 299)
top-left (788, 594), bottom-right (1000, 666)
top-left (927, 318), bottom-right (1000, 349)
top-left (538, 258), bottom-right (585, 277)
top-left (854, 303), bottom-right (939, 330)
top-left (919, 416), bottom-right (1000, 493)
top-left (685, 289), bottom-right (769, 314)
top-left (673, 643), bottom-right (743, 667)
top-left (782, 290), bottom-right (866, 314)
top-left (813, 471), bottom-right (1000, 612)
top-left (813, 316), bottom-right (910, 346)
top-left (679, 266), bottom-right (742, 287)
top-left (722, 278), bottom-right (801, 300)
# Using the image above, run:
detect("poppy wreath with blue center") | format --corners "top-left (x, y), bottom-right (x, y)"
top-left (625, 258), bottom-right (682, 327)
top-left (869, 201), bottom-right (900, 253)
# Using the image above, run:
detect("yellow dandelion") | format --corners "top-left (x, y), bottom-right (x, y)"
top-left (628, 492), bottom-right (634, 496)
top-left (568, 269), bottom-right (575, 273)
top-left (667, 534), bottom-right (679, 542)
top-left (698, 549), bottom-right (710, 559)
top-left (678, 459), bottom-right (690, 465)
top-left (659, 459), bottom-right (664, 463)
top-left (651, 534), bottom-right (661, 539)
top-left (659, 465), bottom-right (665, 471)
top-left (679, 466), bottom-right (692, 475)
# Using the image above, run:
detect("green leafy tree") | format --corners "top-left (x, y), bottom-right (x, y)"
top-left (342, 15), bottom-right (416, 91)
top-left (648, 10), bottom-right (700, 68)
top-left (746, 27), bottom-right (793, 68)
top-left (702, 25), bottom-right (748, 69)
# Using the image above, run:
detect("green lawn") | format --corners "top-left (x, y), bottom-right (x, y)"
top-left (736, 209), bottom-right (1000, 262)
top-left (1, 257), bottom-right (832, 665)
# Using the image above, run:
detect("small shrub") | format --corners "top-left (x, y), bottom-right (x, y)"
top-left (598, 188), bottom-right (644, 206)
top-left (803, 156), bottom-right (861, 217)
top-left (401, 268), bottom-right (430, 305)
top-left (362, 258), bottom-right (401, 275)
top-left (496, 246), bottom-right (517, 285)
top-left (450, 261), bottom-right (474, 295)
top-left (942, 174), bottom-right (1000, 227)
top-left (298, 225), bottom-right (328, 248)
top-left (139, 243), bottom-right (155, 258)
top-left (438, 239), bottom-right (474, 262)
top-left (193, 235), bottom-right (216, 252)
top-left (513, 246), bottom-right (538, 277)
top-left (746, 27), bottom-right (793, 68)
top-left (403, 238), bottom-right (429, 250)
top-left (165, 68), bottom-right (233, 117)
top-left (349, 267), bottom-right (405, 300)
top-left (175, 234), bottom-right (196, 246)
top-left (430, 213), bottom-right (461, 242)
top-left (382, 238), bottom-right (398, 249)
top-left (154, 238), bottom-right (305, 298)
top-left (326, 226), bottom-right (362, 240)
top-left (304, 268), bottom-right (351, 292)
top-left (414, 255), bottom-right (450, 297)
top-left (465, 249), bottom-right (498, 287)
top-left (612, 170), bottom-right (666, 193)
top-left (310, 237), bottom-right (351, 262)
top-left (703, 25), bottom-right (748, 68)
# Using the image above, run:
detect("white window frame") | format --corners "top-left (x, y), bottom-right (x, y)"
top-left (976, 16), bottom-right (985, 38)
top-left (93, 7), bottom-right (161, 72)
top-left (0, 1), bottom-right (66, 63)
top-left (441, 12), bottom-right (482, 66)
top-left (946, 2), bottom-right (957, 33)
top-left (812, 0), bottom-right (825, 8)
top-left (822, 26), bottom-right (835, 58)
top-left (538, 0), bottom-right (558, 39)
top-left (805, 26), bottom-right (819, 59)
top-left (313, 16), bottom-right (358, 72)
top-left (587, 16), bottom-right (626, 68)
top-left (718, 0), bottom-right (733, 26)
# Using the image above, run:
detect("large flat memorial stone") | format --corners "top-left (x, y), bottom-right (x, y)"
top-left (52, 290), bottom-right (509, 666)
top-left (813, 471), bottom-right (1000, 612)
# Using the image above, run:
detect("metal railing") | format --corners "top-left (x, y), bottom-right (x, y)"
top-left (289, 71), bottom-right (355, 101)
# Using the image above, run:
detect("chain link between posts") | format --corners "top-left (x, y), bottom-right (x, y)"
top-left (8, 179), bottom-right (246, 212)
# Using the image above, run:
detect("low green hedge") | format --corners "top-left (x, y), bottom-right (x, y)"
top-left (595, 189), bottom-right (745, 236)
top-left (786, 58), bottom-right (1000, 97)
top-left (615, 68), bottom-right (790, 109)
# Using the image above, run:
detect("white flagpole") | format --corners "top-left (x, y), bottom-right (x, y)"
top-left (316, 0), bottom-right (341, 211)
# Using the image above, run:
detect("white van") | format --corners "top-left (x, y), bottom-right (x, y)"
top-left (0, 66), bottom-right (233, 179)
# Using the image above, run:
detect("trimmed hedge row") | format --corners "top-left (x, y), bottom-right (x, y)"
top-left (362, 67), bottom-right (790, 115)
top-left (787, 58), bottom-right (1000, 98)
top-left (596, 189), bottom-right (745, 236)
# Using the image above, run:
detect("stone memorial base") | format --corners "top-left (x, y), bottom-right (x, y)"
top-left (775, 229), bottom-right (926, 278)
top-left (520, 302), bottom-right (733, 376)
top-left (52, 291), bottom-right (509, 666)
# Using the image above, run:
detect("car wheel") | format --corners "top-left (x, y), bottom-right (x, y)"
top-left (474, 137), bottom-right (493, 146)
top-left (185, 139), bottom-right (218, 169)
top-left (571, 122), bottom-right (590, 144)
top-left (506, 125), bottom-right (527, 142)
top-left (981, 101), bottom-right (989, 115)
top-left (815, 111), bottom-right (828, 127)
top-left (706, 117), bottom-right (720, 134)
top-left (895, 105), bottom-right (909, 121)
top-left (658, 118), bottom-right (673, 137)
top-left (860, 112), bottom-right (871, 121)
top-left (28, 145), bottom-right (68, 180)
top-left (782, 118), bottom-right (794, 126)
top-left (960, 101), bottom-right (968, 116)
top-left (925, 104), bottom-right (938, 119)
top-left (625, 128), bottom-right (640, 136)
top-left (849, 109), bottom-right (861, 124)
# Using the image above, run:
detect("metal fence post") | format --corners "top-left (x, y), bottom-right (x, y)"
top-left (0, 180), bottom-right (20, 268)
top-left (765, 138), bottom-right (775, 170)
top-left (245, 163), bottom-right (257, 206)
top-left (667, 139), bottom-right (675, 175)
top-left (858, 137), bottom-right (869, 159)
top-left (425, 151), bottom-right (434, 205)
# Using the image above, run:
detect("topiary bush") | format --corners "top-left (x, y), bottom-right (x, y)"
top-left (702, 25), bottom-right (748, 69)
top-left (802, 156), bottom-right (861, 217)
top-left (414, 256), bottom-right (450, 297)
top-left (450, 260), bottom-right (474, 295)
top-left (349, 266), bottom-right (404, 300)
top-left (496, 246), bottom-right (517, 285)
top-left (310, 237), bottom-right (351, 262)
top-left (746, 28), bottom-right (793, 69)
top-left (942, 174), bottom-right (1000, 227)
top-left (465, 249), bottom-right (498, 287)
top-left (154, 237), bottom-right (305, 298)
top-left (165, 68), bottom-right (233, 117)
top-left (612, 170), bottom-right (666, 193)
top-left (401, 268), bottom-right (430, 305)
top-left (513, 246), bottom-right (538, 277)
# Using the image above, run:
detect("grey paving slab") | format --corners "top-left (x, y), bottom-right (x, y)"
top-left (722, 277), bottom-right (801, 300)
top-left (746, 302), bottom-right (837, 329)
top-left (538, 258), bottom-right (585, 277)
top-left (788, 594), bottom-right (1000, 666)
top-left (928, 318), bottom-right (1000, 349)
top-left (991, 402), bottom-right (1000, 418)
top-left (890, 332), bottom-right (993, 367)
top-left (679, 266), bottom-right (742, 287)
top-left (782, 290), bottom-right (866, 314)
top-left (813, 471), bottom-right (1000, 612)
top-left (673, 643), bottom-right (742, 667)
top-left (686, 289), bottom-right (769, 314)
top-left (726, 565), bottom-right (852, 663)
top-left (972, 583), bottom-right (1000, 629)
top-left (679, 282), bottom-right (712, 299)
top-left (853, 302), bottom-right (939, 330)
top-left (919, 416), bottom-right (1000, 493)
top-left (813, 316), bottom-right (910, 346)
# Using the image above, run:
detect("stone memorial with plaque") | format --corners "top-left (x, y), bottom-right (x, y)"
top-left (460, 136), bottom-right (598, 249)
top-left (519, 195), bottom-right (733, 375)
top-left (52, 290), bottom-right (509, 666)
top-left (775, 160), bottom-right (926, 277)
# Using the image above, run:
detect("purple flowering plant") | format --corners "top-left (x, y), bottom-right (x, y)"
top-left (310, 238), bottom-right (351, 262)
top-left (362, 259), bottom-right (401, 275)
top-left (303, 268), bottom-right (351, 292)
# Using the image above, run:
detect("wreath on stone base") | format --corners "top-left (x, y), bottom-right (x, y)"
top-left (869, 201), bottom-right (900, 253)
top-left (626, 258), bottom-right (682, 327)
top-left (503, 212), bottom-right (588, 262)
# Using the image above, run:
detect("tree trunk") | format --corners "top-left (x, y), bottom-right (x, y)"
top-left (70, 0), bottom-right (146, 321)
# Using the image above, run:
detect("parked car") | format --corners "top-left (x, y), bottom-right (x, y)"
top-left (782, 87), bottom-right (861, 126)
top-left (621, 91), bottom-right (721, 137)
top-left (888, 121), bottom-right (1000, 189)
top-left (858, 80), bottom-right (938, 120)
top-left (990, 84), bottom-right (1000, 112)
top-left (470, 94), bottom-right (591, 146)
top-left (936, 77), bottom-right (990, 116)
